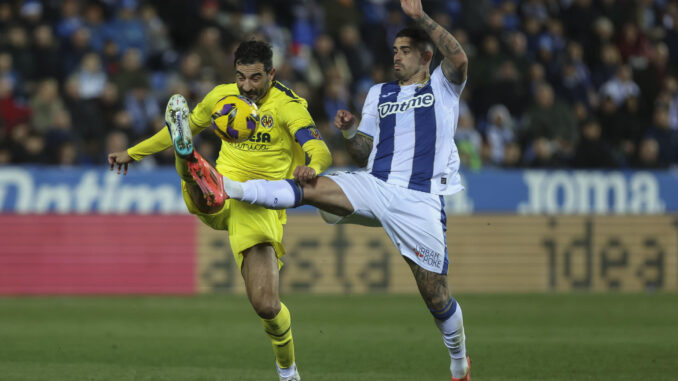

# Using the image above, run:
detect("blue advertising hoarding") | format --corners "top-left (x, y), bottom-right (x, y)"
top-left (1, 166), bottom-right (677, 214)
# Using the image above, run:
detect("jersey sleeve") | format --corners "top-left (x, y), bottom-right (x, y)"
top-left (278, 99), bottom-right (316, 135)
top-left (356, 85), bottom-right (381, 139)
top-left (432, 64), bottom-right (466, 98)
top-left (279, 100), bottom-right (332, 175)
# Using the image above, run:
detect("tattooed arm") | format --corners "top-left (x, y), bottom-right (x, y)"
top-left (401, 0), bottom-right (468, 85)
top-left (344, 134), bottom-right (373, 168)
top-left (334, 110), bottom-right (373, 168)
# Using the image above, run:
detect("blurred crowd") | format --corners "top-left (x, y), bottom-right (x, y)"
top-left (1, 0), bottom-right (677, 170)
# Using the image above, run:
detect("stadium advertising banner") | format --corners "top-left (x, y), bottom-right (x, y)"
top-left (1, 167), bottom-right (678, 214)
top-left (0, 167), bottom-right (677, 294)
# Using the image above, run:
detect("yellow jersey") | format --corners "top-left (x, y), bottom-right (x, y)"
top-left (128, 81), bottom-right (331, 183)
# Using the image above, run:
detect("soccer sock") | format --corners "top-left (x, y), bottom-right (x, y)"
top-left (431, 298), bottom-right (468, 379)
top-left (225, 178), bottom-right (302, 209)
top-left (174, 152), bottom-right (194, 184)
top-left (221, 176), bottom-right (244, 199)
top-left (262, 302), bottom-right (295, 369)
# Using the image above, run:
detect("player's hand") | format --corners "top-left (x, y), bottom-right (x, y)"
top-left (400, 0), bottom-right (424, 20)
top-left (293, 166), bottom-right (317, 184)
top-left (333, 110), bottom-right (356, 131)
top-left (108, 150), bottom-right (133, 175)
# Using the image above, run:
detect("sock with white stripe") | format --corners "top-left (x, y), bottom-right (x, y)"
top-left (222, 177), bottom-right (302, 209)
top-left (431, 298), bottom-right (468, 379)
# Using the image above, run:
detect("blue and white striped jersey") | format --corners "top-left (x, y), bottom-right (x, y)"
top-left (357, 65), bottom-right (465, 195)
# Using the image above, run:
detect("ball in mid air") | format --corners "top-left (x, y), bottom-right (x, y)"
top-left (211, 95), bottom-right (259, 143)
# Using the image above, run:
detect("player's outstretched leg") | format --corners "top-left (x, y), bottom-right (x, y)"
top-left (406, 259), bottom-right (470, 381)
top-left (166, 94), bottom-right (226, 212)
top-left (222, 176), bottom-right (303, 210)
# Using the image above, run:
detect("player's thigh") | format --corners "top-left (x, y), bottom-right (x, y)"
top-left (228, 200), bottom-right (286, 270)
top-left (381, 192), bottom-right (449, 274)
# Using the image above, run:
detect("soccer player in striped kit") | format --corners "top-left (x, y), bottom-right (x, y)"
top-left (193, 1), bottom-right (471, 379)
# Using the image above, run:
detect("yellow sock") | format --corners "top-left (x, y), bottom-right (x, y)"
top-left (174, 152), bottom-right (194, 184)
top-left (261, 302), bottom-right (295, 368)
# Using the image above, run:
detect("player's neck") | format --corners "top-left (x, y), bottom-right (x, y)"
top-left (399, 70), bottom-right (430, 86)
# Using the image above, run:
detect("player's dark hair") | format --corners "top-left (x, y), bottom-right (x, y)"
top-left (234, 40), bottom-right (273, 72)
top-left (395, 27), bottom-right (435, 54)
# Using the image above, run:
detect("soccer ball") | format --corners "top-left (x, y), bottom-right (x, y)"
top-left (211, 95), bottom-right (259, 143)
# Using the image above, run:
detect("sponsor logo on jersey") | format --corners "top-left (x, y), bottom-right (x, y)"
top-left (248, 132), bottom-right (271, 143)
top-left (261, 114), bottom-right (274, 128)
top-left (378, 93), bottom-right (434, 118)
top-left (227, 132), bottom-right (272, 151)
top-left (414, 244), bottom-right (442, 268)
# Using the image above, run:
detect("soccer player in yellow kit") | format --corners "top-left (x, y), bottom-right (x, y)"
top-left (108, 40), bottom-right (331, 381)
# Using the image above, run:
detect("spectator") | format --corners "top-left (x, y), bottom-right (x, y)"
top-left (599, 64), bottom-right (640, 106)
top-left (644, 105), bottom-right (678, 166)
top-left (591, 43), bottom-right (621, 89)
top-left (308, 34), bottom-right (352, 89)
top-left (108, 1), bottom-right (147, 59)
top-left (0, 77), bottom-right (31, 136)
top-left (616, 22), bottom-right (650, 68)
top-left (485, 104), bottom-right (517, 166)
top-left (455, 112), bottom-right (483, 171)
top-left (31, 25), bottom-right (62, 81)
top-left (192, 27), bottom-right (234, 84)
top-left (337, 25), bottom-right (372, 86)
top-left (635, 42), bottom-right (672, 116)
top-left (571, 119), bottom-right (618, 168)
top-left (83, 1), bottom-right (112, 53)
top-left (114, 48), bottom-right (150, 99)
top-left (29, 79), bottom-right (66, 133)
top-left (632, 138), bottom-right (667, 169)
top-left (124, 84), bottom-right (161, 138)
top-left (520, 82), bottom-right (578, 159)
top-left (6, 25), bottom-right (34, 84)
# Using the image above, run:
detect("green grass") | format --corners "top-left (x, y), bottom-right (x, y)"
top-left (1, 294), bottom-right (677, 380)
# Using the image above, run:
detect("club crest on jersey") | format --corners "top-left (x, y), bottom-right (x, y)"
top-left (261, 114), bottom-right (274, 128)
top-left (378, 93), bottom-right (434, 118)
top-left (309, 127), bottom-right (320, 139)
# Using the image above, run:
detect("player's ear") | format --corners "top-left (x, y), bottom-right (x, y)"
top-left (268, 68), bottom-right (276, 82)
top-left (421, 50), bottom-right (433, 65)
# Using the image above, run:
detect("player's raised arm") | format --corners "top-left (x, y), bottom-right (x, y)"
top-left (400, 0), bottom-right (468, 85)
top-left (334, 109), bottom-right (373, 168)
top-left (108, 95), bottom-right (210, 175)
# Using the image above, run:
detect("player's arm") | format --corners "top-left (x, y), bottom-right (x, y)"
top-left (109, 89), bottom-right (224, 174)
top-left (282, 100), bottom-right (332, 183)
top-left (108, 119), bottom-right (206, 175)
top-left (401, 0), bottom-right (468, 84)
top-left (293, 125), bottom-right (332, 182)
top-left (334, 110), bottom-right (373, 168)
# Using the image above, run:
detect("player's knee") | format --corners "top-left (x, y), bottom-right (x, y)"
top-left (251, 299), bottom-right (281, 319)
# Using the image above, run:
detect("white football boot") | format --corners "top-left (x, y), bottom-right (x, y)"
top-left (276, 363), bottom-right (300, 381)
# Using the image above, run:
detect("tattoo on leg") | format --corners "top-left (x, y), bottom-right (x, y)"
top-left (406, 258), bottom-right (450, 311)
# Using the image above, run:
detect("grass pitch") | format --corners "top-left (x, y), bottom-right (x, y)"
top-left (1, 293), bottom-right (676, 380)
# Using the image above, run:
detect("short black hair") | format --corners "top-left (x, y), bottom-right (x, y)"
top-left (395, 27), bottom-right (435, 54)
top-left (234, 40), bottom-right (273, 72)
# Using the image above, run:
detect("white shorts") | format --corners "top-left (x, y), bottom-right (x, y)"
top-left (324, 171), bottom-right (450, 275)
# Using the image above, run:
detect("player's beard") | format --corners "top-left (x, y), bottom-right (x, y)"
top-left (239, 82), bottom-right (270, 103)
top-left (393, 64), bottom-right (412, 82)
